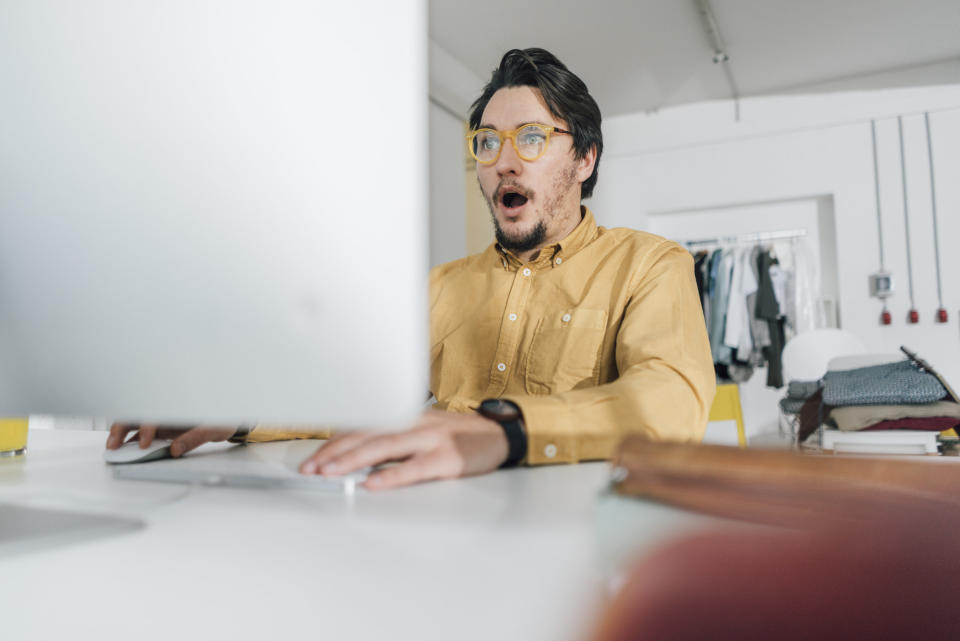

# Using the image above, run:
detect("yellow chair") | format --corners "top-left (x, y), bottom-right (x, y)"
top-left (708, 383), bottom-right (746, 448)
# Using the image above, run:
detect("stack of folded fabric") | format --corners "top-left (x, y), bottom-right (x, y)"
top-left (779, 379), bottom-right (823, 416)
top-left (829, 402), bottom-right (960, 433)
top-left (796, 355), bottom-right (960, 454)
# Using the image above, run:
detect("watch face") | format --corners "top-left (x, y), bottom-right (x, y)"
top-left (479, 399), bottom-right (501, 413)
top-left (480, 399), bottom-right (520, 421)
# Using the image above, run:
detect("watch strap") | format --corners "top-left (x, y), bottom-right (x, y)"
top-left (477, 399), bottom-right (527, 467)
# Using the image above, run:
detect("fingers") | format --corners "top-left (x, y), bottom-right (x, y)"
top-left (364, 453), bottom-right (454, 491)
top-left (318, 433), bottom-right (425, 477)
top-left (107, 423), bottom-right (136, 449)
top-left (105, 423), bottom-right (157, 449)
top-left (299, 431), bottom-right (378, 474)
top-left (169, 426), bottom-right (235, 457)
top-left (299, 412), bottom-right (509, 490)
top-left (301, 431), bottom-right (429, 477)
top-left (136, 425), bottom-right (158, 448)
top-left (107, 423), bottom-right (233, 455)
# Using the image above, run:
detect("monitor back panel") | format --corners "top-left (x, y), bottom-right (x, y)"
top-left (0, 1), bottom-right (429, 428)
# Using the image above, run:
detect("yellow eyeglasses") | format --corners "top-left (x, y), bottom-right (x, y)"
top-left (466, 123), bottom-right (572, 164)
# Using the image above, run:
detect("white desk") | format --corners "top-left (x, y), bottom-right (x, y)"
top-left (0, 430), bottom-right (713, 641)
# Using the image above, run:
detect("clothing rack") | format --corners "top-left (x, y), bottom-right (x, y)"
top-left (684, 228), bottom-right (807, 248)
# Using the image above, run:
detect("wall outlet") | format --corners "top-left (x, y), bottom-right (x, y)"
top-left (869, 271), bottom-right (894, 299)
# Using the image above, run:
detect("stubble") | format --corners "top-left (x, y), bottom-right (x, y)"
top-left (484, 162), bottom-right (579, 254)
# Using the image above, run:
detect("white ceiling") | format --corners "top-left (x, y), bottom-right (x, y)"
top-left (429, 0), bottom-right (960, 117)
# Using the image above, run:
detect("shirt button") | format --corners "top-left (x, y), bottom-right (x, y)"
top-left (508, 313), bottom-right (518, 321)
top-left (562, 313), bottom-right (571, 322)
top-left (555, 257), bottom-right (562, 265)
top-left (544, 444), bottom-right (558, 458)
top-left (497, 362), bottom-right (506, 372)
top-left (522, 268), bottom-right (531, 277)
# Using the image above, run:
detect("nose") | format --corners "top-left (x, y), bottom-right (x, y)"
top-left (494, 137), bottom-right (523, 177)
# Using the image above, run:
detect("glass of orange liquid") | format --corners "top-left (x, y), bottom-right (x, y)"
top-left (0, 418), bottom-right (29, 457)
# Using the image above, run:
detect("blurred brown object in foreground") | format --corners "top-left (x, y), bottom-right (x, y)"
top-left (592, 522), bottom-right (960, 641)
top-left (592, 439), bottom-right (960, 641)
top-left (612, 437), bottom-right (960, 527)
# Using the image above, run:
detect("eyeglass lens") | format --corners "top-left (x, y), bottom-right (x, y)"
top-left (473, 125), bottom-right (549, 162)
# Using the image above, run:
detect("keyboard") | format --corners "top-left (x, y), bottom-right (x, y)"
top-left (111, 440), bottom-right (368, 493)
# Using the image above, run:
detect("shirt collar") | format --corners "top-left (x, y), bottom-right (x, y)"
top-left (555, 206), bottom-right (600, 258)
top-left (493, 206), bottom-right (600, 271)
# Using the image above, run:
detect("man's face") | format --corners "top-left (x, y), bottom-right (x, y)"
top-left (476, 86), bottom-right (593, 254)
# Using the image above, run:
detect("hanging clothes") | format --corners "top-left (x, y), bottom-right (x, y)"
top-left (723, 246), bottom-right (758, 362)
top-left (708, 248), bottom-right (735, 366)
top-left (705, 248), bottom-right (722, 333)
top-left (768, 262), bottom-right (788, 312)
top-left (688, 235), bottom-right (821, 389)
top-left (693, 250), bottom-right (710, 328)
top-left (756, 249), bottom-right (785, 388)
top-left (790, 240), bottom-right (822, 333)
top-left (693, 251), bottom-right (708, 301)
top-left (747, 245), bottom-right (772, 366)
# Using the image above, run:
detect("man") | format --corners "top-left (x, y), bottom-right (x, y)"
top-left (108, 48), bottom-right (715, 490)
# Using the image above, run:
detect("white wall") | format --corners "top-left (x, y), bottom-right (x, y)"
top-left (428, 99), bottom-right (468, 266)
top-left (592, 84), bottom-right (960, 437)
top-left (427, 40), bottom-right (485, 266)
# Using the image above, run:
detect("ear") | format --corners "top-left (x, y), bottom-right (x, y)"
top-left (575, 144), bottom-right (597, 185)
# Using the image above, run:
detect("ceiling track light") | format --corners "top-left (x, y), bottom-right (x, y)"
top-left (694, 0), bottom-right (740, 120)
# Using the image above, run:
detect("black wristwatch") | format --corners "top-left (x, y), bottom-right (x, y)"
top-left (477, 398), bottom-right (527, 467)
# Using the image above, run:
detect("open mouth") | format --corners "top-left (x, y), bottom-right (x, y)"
top-left (500, 191), bottom-right (529, 210)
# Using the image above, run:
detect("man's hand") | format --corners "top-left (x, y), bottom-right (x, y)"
top-left (106, 423), bottom-right (238, 458)
top-left (299, 409), bottom-right (510, 491)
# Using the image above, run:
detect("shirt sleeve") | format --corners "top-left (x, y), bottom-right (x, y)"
top-left (246, 426), bottom-right (332, 443)
top-left (505, 245), bottom-right (716, 465)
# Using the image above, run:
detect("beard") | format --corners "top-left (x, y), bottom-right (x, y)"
top-left (493, 217), bottom-right (547, 253)
top-left (483, 163), bottom-right (580, 254)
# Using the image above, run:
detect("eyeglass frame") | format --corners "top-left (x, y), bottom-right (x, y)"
top-left (465, 123), bottom-right (573, 164)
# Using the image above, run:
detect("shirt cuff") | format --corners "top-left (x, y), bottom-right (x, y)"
top-left (502, 394), bottom-right (618, 465)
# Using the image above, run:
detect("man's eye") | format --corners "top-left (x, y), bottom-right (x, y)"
top-left (481, 137), bottom-right (499, 150)
top-left (519, 132), bottom-right (545, 145)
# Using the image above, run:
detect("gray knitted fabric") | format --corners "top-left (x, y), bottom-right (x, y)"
top-left (779, 397), bottom-right (807, 415)
top-left (787, 379), bottom-right (822, 400)
top-left (823, 360), bottom-right (946, 406)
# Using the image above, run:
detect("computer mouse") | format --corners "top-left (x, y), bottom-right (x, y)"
top-left (103, 439), bottom-right (174, 464)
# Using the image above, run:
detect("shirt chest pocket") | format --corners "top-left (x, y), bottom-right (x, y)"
top-left (524, 308), bottom-right (607, 395)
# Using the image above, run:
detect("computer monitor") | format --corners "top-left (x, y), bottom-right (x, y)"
top-left (0, 1), bottom-right (429, 430)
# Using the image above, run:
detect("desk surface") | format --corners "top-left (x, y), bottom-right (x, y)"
top-left (0, 430), bottom-right (713, 641)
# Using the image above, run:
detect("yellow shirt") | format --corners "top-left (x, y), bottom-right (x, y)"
top-left (429, 207), bottom-right (715, 465)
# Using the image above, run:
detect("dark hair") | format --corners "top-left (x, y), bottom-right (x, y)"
top-left (469, 48), bottom-right (603, 199)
